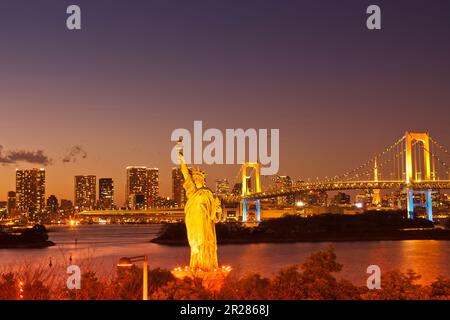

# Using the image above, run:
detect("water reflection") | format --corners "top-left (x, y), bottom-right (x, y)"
top-left (0, 225), bottom-right (449, 285)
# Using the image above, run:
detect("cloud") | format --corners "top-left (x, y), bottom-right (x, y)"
top-left (62, 145), bottom-right (87, 164)
top-left (0, 145), bottom-right (52, 166)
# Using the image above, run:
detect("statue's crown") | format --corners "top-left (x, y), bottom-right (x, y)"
top-left (190, 167), bottom-right (206, 178)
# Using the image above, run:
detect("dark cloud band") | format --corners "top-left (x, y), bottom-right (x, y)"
top-left (0, 145), bottom-right (52, 165)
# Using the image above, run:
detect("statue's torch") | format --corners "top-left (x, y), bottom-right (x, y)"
top-left (176, 137), bottom-right (184, 156)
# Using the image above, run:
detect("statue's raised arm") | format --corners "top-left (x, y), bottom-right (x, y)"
top-left (177, 152), bottom-right (191, 182)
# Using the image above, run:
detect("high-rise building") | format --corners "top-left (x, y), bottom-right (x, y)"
top-left (74, 175), bottom-right (96, 210)
top-left (231, 183), bottom-right (242, 196)
top-left (172, 167), bottom-right (186, 207)
top-left (332, 192), bottom-right (351, 206)
top-left (60, 199), bottom-right (73, 219)
top-left (7, 191), bottom-right (16, 216)
top-left (146, 168), bottom-right (159, 208)
top-left (275, 175), bottom-right (294, 205)
top-left (46, 195), bottom-right (59, 212)
top-left (304, 190), bottom-right (328, 206)
top-left (355, 190), bottom-right (377, 208)
top-left (46, 195), bottom-right (59, 221)
top-left (99, 178), bottom-right (114, 209)
top-left (126, 166), bottom-right (148, 209)
top-left (0, 200), bottom-right (6, 220)
top-left (0, 201), bottom-right (6, 219)
top-left (216, 179), bottom-right (230, 197)
top-left (16, 168), bottom-right (46, 220)
top-left (125, 167), bottom-right (160, 209)
top-left (355, 193), bottom-right (367, 208)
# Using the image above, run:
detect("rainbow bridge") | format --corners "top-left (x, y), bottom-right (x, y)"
top-left (222, 132), bottom-right (450, 223)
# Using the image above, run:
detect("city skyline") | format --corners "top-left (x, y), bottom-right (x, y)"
top-left (2, 131), bottom-right (450, 205)
top-left (0, 165), bottom-right (300, 207)
top-left (5, 130), bottom-right (450, 220)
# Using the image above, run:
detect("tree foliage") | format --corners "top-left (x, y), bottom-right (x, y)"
top-left (1, 246), bottom-right (449, 300)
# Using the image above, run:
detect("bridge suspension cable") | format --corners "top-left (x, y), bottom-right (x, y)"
top-left (420, 137), bottom-right (450, 179)
top-left (226, 133), bottom-right (450, 204)
top-left (323, 135), bottom-right (406, 183)
top-left (430, 136), bottom-right (450, 160)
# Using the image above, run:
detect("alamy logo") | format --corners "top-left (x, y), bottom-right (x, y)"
top-left (67, 265), bottom-right (81, 290)
top-left (66, 5), bottom-right (81, 30)
top-left (171, 121), bottom-right (279, 175)
top-left (366, 5), bottom-right (381, 30)
top-left (366, 265), bottom-right (381, 289)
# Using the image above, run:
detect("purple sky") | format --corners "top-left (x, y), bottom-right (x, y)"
top-left (1, 0), bottom-right (450, 204)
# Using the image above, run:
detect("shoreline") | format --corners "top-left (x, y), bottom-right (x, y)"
top-left (0, 240), bottom-right (55, 249)
top-left (151, 229), bottom-right (450, 246)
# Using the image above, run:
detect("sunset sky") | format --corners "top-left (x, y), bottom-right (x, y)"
top-left (1, 0), bottom-right (450, 204)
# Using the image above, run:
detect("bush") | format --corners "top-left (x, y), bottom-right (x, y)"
top-left (0, 247), bottom-right (449, 300)
top-left (219, 273), bottom-right (271, 300)
top-left (362, 270), bottom-right (426, 300)
top-left (64, 271), bottom-right (106, 300)
top-left (152, 277), bottom-right (213, 300)
top-left (430, 276), bottom-right (450, 299)
top-left (0, 273), bottom-right (18, 300)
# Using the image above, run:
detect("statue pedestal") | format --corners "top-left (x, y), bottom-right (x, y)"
top-left (171, 266), bottom-right (232, 292)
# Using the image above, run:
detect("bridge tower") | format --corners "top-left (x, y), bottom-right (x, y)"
top-left (372, 158), bottom-right (381, 206)
top-left (240, 162), bottom-right (261, 223)
top-left (404, 132), bottom-right (433, 221)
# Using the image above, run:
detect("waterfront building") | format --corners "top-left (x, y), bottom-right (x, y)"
top-left (99, 178), bottom-right (114, 209)
top-left (147, 168), bottom-right (159, 208)
top-left (16, 168), bottom-right (45, 220)
top-left (275, 175), bottom-right (294, 205)
top-left (7, 191), bottom-right (16, 216)
top-left (74, 175), bottom-right (97, 210)
top-left (172, 167), bottom-right (186, 207)
top-left (126, 166), bottom-right (148, 209)
top-left (215, 179), bottom-right (230, 197)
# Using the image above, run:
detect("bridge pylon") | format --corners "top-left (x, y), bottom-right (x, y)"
top-left (405, 132), bottom-right (433, 221)
top-left (372, 158), bottom-right (381, 206)
top-left (240, 162), bottom-right (261, 223)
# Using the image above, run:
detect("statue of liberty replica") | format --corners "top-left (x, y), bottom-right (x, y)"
top-left (176, 145), bottom-right (223, 271)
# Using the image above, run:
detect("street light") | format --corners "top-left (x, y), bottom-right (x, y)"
top-left (117, 255), bottom-right (148, 300)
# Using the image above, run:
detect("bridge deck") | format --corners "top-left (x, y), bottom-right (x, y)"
top-left (223, 180), bottom-right (450, 202)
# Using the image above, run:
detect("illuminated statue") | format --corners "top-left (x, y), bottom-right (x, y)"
top-left (177, 147), bottom-right (222, 271)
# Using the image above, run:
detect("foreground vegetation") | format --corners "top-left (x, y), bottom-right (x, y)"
top-left (1, 246), bottom-right (449, 300)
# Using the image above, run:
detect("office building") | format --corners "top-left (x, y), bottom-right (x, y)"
top-left (99, 178), bottom-right (114, 209)
top-left (126, 166), bottom-right (148, 209)
top-left (215, 179), bottom-right (230, 197)
top-left (16, 168), bottom-right (46, 220)
top-left (172, 167), bottom-right (186, 207)
top-left (7, 191), bottom-right (16, 216)
top-left (74, 175), bottom-right (96, 210)
top-left (146, 168), bottom-right (159, 208)
top-left (275, 175), bottom-right (294, 205)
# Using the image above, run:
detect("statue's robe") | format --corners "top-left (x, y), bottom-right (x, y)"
top-left (183, 175), bottom-right (222, 271)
